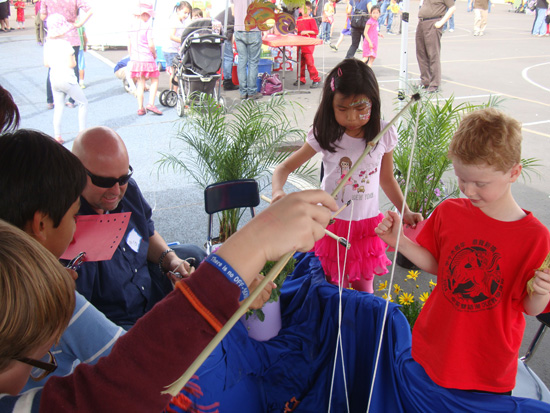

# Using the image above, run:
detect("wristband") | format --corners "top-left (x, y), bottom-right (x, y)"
top-left (158, 248), bottom-right (174, 273)
top-left (205, 254), bottom-right (249, 301)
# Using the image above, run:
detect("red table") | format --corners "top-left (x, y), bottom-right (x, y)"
top-left (262, 34), bottom-right (323, 93)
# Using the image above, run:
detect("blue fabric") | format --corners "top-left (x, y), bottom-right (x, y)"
top-left (75, 179), bottom-right (158, 327)
top-left (171, 252), bottom-right (550, 412)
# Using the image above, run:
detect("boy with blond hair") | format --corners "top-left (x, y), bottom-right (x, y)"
top-left (376, 108), bottom-right (550, 394)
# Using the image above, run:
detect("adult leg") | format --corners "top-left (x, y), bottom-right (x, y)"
top-left (51, 82), bottom-right (66, 139)
top-left (246, 31), bottom-right (262, 97)
top-left (67, 46), bottom-right (80, 105)
top-left (46, 69), bottom-right (54, 105)
top-left (533, 8), bottom-right (546, 35)
top-left (345, 27), bottom-right (361, 58)
top-left (423, 22), bottom-right (443, 90)
top-left (378, 0), bottom-right (390, 29)
top-left (66, 82), bottom-right (88, 131)
top-left (473, 9), bottom-right (481, 34)
top-left (479, 9), bottom-right (488, 33)
top-left (415, 21), bottom-right (430, 88)
top-left (234, 31), bottom-right (249, 97)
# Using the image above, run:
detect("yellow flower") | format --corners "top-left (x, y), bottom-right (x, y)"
top-left (393, 284), bottom-right (402, 294)
top-left (378, 280), bottom-right (388, 291)
top-left (419, 292), bottom-right (430, 302)
top-left (398, 292), bottom-right (414, 305)
top-left (382, 293), bottom-right (393, 302)
top-left (429, 279), bottom-right (437, 288)
top-left (407, 270), bottom-right (420, 281)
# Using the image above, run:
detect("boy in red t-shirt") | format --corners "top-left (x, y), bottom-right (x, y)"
top-left (375, 108), bottom-right (550, 394)
top-left (294, 1), bottom-right (321, 89)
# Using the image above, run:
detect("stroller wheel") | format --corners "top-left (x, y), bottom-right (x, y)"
top-left (166, 91), bottom-right (178, 107)
top-left (159, 90), bottom-right (169, 107)
top-left (176, 96), bottom-right (186, 117)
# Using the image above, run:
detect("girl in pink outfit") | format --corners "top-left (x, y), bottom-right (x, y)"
top-left (272, 59), bottom-right (422, 293)
top-left (362, 6), bottom-right (384, 67)
top-left (128, 1), bottom-right (162, 116)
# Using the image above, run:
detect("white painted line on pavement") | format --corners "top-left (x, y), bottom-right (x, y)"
top-left (88, 50), bottom-right (116, 68)
top-left (523, 120), bottom-right (550, 126)
top-left (522, 62), bottom-right (550, 93)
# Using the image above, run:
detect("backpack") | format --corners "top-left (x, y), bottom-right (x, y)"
top-left (527, 0), bottom-right (536, 11)
top-left (350, 0), bottom-right (369, 30)
top-left (260, 73), bottom-right (283, 96)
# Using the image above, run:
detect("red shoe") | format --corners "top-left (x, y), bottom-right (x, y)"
top-left (146, 104), bottom-right (163, 115)
top-left (137, 108), bottom-right (146, 116)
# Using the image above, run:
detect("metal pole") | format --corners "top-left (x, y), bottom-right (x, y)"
top-left (398, 0), bottom-right (411, 105)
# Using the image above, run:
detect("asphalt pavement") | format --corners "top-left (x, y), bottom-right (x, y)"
top-left (1, 0), bottom-right (549, 390)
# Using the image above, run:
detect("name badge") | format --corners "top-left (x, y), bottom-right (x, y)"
top-left (126, 228), bottom-right (142, 253)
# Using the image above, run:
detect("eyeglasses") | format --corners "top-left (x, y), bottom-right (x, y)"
top-left (86, 165), bottom-right (133, 188)
top-left (14, 350), bottom-right (58, 381)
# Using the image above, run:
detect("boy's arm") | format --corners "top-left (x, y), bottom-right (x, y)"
top-left (523, 269), bottom-right (550, 315)
top-left (375, 210), bottom-right (439, 274)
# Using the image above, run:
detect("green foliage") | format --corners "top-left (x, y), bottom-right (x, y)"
top-left (157, 95), bottom-right (318, 241)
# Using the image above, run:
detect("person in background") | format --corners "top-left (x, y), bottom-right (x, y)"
top-left (473, 0), bottom-right (488, 35)
top-left (77, 24), bottom-right (87, 87)
top-left (531, 0), bottom-right (549, 36)
top-left (344, 0), bottom-right (371, 58)
top-left (319, 0), bottom-right (335, 43)
top-left (0, 0), bottom-right (12, 32)
top-left (295, 1), bottom-right (322, 88)
top-left (362, 5), bottom-right (384, 67)
top-left (192, 7), bottom-right (203, 19)
top-left (14, 0), bottom-right (25, 29)
top-left (33, 0), bottom-right (45, 45)
top-left (216, 1), bottom-right (239, 91)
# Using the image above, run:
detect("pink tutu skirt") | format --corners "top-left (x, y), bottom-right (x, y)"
top-left (315, 214), bottom-right (391, 284)
top-left (130, 61), bottom-right (160, 79)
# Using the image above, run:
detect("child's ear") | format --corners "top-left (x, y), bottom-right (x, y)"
top-left (509, 163), bottom-right (522, 182)
top-left (28, 211), bottom-right (50, 242)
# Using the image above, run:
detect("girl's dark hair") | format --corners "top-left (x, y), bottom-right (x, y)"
top-left (371, 5), bottom-right (381, 12)
top-left (0, 85), bottom-right (20, 134)
top-left (175, 0), bottom-right (191, 12)
top-left (312, 59), bottom-right (381, 153)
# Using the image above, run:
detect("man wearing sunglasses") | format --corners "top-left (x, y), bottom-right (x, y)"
top-left (72, 126), bottom-right (206, 329)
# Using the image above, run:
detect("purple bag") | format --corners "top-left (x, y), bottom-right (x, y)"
top-left (260, 73), bottom-right (283, 96)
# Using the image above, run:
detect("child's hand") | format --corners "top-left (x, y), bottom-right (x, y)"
top-left (271, 189), bottom-right (286, 203)
top-left (374, 210), bottom-right (402, 248)
top-left (403, 210), bottom-right (423, 228)
top-left (379, 33), bottom-right (384, 38)
top-left (531, 269), bottom-right (550, 296)
top-left (246, 273), bottom-right (277, 310)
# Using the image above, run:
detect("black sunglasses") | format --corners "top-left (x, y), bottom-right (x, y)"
top-left (86, 165), bottom-right (133, 188)
top-left (15, 350), bottom-right (58, 381)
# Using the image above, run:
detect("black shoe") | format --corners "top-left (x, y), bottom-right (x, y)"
top-left (223, 80), bottom-right (239, 91)
top-left (293, 80), bottom-right (306, 86)
top-left (310, 82), bottom-right (321, 89)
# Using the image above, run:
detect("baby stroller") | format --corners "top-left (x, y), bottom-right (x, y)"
top-left (159, 19), bottom-right (225, 117)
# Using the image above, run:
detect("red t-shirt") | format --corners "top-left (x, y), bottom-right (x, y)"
top-left (296, 17), bottom-right (319, 54)
top-left (413, 198), bottom-right (550, 392)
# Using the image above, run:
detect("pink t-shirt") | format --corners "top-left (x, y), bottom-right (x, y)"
top-left (306, 120), bottom-right (397, 221)
top-left (129, 18), bottom-right (155, 64)
top-left (41, 0), bottom-right (91, 46)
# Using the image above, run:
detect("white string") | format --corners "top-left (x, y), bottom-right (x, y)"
top-left (365, 101), bottom-right (422, 413)
top-left (328, 200), bottom-right (354, 413)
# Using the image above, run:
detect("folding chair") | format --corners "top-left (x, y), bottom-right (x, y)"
top-left (521, 312), bottom-right (550, 363)
top-left (204, 179), bottom-right (260, 254)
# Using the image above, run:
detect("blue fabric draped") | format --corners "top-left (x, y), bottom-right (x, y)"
top-left (166, 252), bottom-right (550, 412)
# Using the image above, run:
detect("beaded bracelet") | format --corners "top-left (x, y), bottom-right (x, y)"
top-left (205, 254), bottom-right (249, 301)
top-left (158, 248), bottom-right (174, 273)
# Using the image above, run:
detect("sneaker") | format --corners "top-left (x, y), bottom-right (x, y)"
top-left (249, 92), bottom-right (263, 100)
top-left (356, 48), bottom-right (362, 54)
top-left (79, 81), bottom-right (86, 89)
top-left (145, 104), bottom-right (163, 115)
top-left (449, 29), bottom-right (454, 32)
top-left (223, 80), bottom-right (239, 91)
top-left (310, 82), bottom-right (321, 89)
top-left (137, 108), bottom-right (146, 116)
top-left (330, 44), bottom-right (338, 51)
top-left (293, 80), bottom-right (306, 86)
top-left (65, 102), bottom-right (75, 108)
top-left (240, 94), bottom-right (248, 100)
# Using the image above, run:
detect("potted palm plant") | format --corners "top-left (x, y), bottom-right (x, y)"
top-left (157, 94), bottom-right (318, 243)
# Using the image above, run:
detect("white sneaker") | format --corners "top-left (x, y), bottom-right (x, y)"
top-left (449, 29), bottom-right (454, 32)
top-left (79, 81), bottom-right (86, 89)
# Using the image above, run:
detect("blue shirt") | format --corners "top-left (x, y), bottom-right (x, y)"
top-left (75, 179), bottom-right (157, 327)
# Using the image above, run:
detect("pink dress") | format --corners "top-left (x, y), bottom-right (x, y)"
top-left (363, 17), bottom-right (379, 59)
top-left (128, 18), bottom-right (159, 79)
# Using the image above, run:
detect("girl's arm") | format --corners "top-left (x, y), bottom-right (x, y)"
top-left (363, 23), bottom-right (371, 39)
top-left (379, 150), bottom-right (423, 226)
top-left (169, 27), bottom-right (181, 43)
top-left (272, 142), bottom-right (317, 202)
top-left (148, 29), bottom-right (156, 58)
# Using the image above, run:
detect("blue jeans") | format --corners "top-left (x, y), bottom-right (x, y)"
top-left (320, 22), bottom-right (331, 42)
top-left (378, 0), bottom-right (390, 30)
top-left (443, 14), bottom-right (455, 31)
top-left (222, 39), bottom-right (233, 81)
top-left (532, 8), bottom-right (547, 35)
top-left (234, 30), bottom-right (262, 97)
